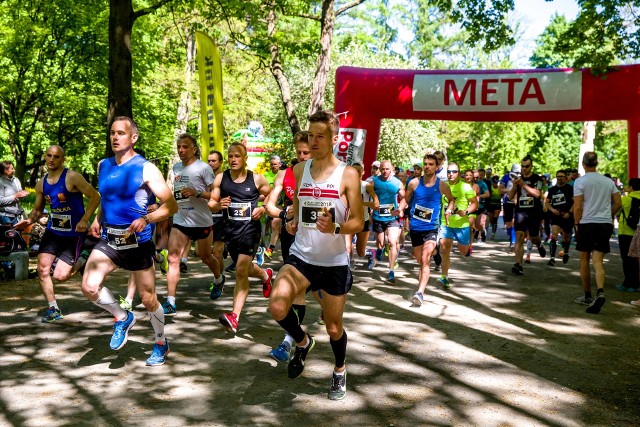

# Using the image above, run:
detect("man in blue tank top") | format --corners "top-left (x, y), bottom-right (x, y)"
top-left (23, 145), bottom-right (100, 323)
top-left (403, 154), bottom-right (455, 307)
top-left (81, 116), bottom-right (178, 367)
top-left (269, 110), bottom-right (364, 400)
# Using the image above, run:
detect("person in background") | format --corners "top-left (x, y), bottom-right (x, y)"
top-left (0, 161), bottom-right (29, 226)
top-left (615, 178), bottom-right (640, 292)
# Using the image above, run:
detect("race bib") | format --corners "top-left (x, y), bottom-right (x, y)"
top-left (412, 204), bottom-right (433, 223)
top-left (228, 202), bottom-right (251, 221)
top-left (173, 185), bottom-right (187, 204)
top-left (551, 193), bottom-right (566, 207)
top-left (211, 211), bottom-right (224, 219)
top-left (107, 227), bottom-right (139, 250)
top-left (518, 196), bottom-right (534, 208)
top-left (301, 200), bottom-right (335, 228)
top-left (50, 213), bottom-right (72, 232)
top-left (379, 203), bottom-right (394, 217)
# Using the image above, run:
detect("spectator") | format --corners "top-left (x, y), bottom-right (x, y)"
top-left (0, 161), bottom-right (29, 226)
top-left (616, 178), bottom-right (640, 292)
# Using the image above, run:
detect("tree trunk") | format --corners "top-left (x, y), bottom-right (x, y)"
top-left (106, 0), bottom-right (136, 157)
top-left (579, 121), bottom-right (596, 175)
top-left (267, 5), bottom-right (301, 136)
top-left (308, 0), bottom-right (336, 117)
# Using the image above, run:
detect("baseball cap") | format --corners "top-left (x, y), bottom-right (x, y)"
top-left (511, 164), bottom-right (521, 174)
top-left (371, 161), bottom-right (381, 168)
top-left (413, 164), bottom-right (423, 169)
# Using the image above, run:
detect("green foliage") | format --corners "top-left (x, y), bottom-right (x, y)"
top-left (595, 121), bottom-right (628, 183)
top-left (529, 14), bottom-right (576, 68)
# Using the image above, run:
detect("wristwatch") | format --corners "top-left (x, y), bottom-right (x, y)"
top-left (332, 223), bottom-right (341, 235)
top-left (196, 190), bottom-right (202, 198)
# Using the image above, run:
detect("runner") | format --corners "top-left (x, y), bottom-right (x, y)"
top-left (21, 145), bottom-right (100, 323)
top-left (405, 154), bottom-right (454, 306)
top-left (500, 165), bottom-right (519, 251)
top-left (268, 109), bottom-right (363, 400)
top-left (264, 155), bottom-right (284, 260)
top-left (209, 143), bottom-right (273, 334)
top-left (162, 134), bottom-right (223, 316)
top-left (207, 150), bottom-right (227, 300)
top-left (472, 170), bottom-right (490, 242)
top-left (486, 175), bottom-right (502, 240)
top-left (437, 163), bottom-right (478, 288)
top-left (545, 169), bottom-right (574, 266)
top-left (80, 116), bottom-right (178, 366)
top-left (346, 163), bottom-right (379, 270)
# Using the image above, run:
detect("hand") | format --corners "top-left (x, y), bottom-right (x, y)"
top-left (391, 209), bottom-right (402, 217)
top-left (316, 207), bottom-right (333, 233)
top-left (13, 219), bottom-right (29, 230)
top-left (127, 217), bottom-right (147, 234)
top-left (75, 219), bottom-right (89, 233)
top-left (251, 206), bottom-right (265, 220)
top-left (219, 196), bottom-right (231, 209)
top-left (285, 206), bottom-right (294, 221)
top-left (89, 221), bottom-right (101, 238)
top-left (181, 187), bottom-right (197, 198)
top-left (285, 219), bottom-right (298, 234)
top-left (147, 203), bottom-right (159, 213)
top-left (15, 190), bottom-right (29, 199)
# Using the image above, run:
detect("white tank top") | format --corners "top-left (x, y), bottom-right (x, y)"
top-left (289, 160), bottom-right (349, 266)
top-left (361, 180), bottom-right (371, 221)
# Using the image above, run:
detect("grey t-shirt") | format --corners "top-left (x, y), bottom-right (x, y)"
top-left (172, 159), bottom-right (215, 227)
top-left (573, 172), bottom-right (618, 224)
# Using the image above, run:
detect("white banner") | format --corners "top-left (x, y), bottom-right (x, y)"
top-left (412, 72), bottom-right (582, 112)
top-left (334, 128), bottom-right (367, 165)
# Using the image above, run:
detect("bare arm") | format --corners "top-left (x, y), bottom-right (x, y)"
top-left (252, 173), bottom-right (272, 220)
top-left (364, 182), bottom-right (379, 209)
top-left (316, 166), bottom-right (363, 235)
top-left (128, 163), bottom-right (178, 233)
top-left (573, 195), bottom-right (583, 224)
top-left (67, 170), bottom-right (101, 231)
top-left (611, 192), bottom-right (622, 217)
top-left (265, 170), bottom-right (286, 218)
top-left (27, 179), bottom-right (46, 224)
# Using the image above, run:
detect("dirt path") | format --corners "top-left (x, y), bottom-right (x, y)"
top-left (1, 235), bottom-right (639, 426)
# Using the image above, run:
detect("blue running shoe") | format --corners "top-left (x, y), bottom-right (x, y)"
top-left (269, 343), bottom-right (291, 363)
top-left (255, 246), bottom-right (265, 266)
top-left (367, 251), bottom-right (376, 270)
top-left (162, 300), bottom-right (177, 317)
top-left (375, 248), bottom-right (383, 262)
top-left (437, 275), bottom-right (451, 289)
top-left (209, 275), bottom-right (226, 300)
top-left (110, 311), bottom-right (136, 350)
top-left (386, 270), bottom-right (395, 284)
top-left (225, 262), bottom-right (236, 273)
top-left (146, 339), bottom-right (170, 366)
top-left (42, 306), bottom-right (64, 323)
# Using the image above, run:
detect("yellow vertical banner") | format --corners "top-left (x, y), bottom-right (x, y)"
top-left (195, 31), bottom-right (224, 159)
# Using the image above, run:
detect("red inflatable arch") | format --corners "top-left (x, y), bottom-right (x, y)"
top-left (334, 65), bottom-right (640, 178)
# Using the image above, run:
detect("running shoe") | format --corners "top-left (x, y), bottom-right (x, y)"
top-left (437, 275), bottom-right (450, 289)
top-left (288, 335), bottom-right (315, 379)
top-left (412, 292), bottom-right (424, 307)
top-left (481, 231), bottom-right (487, 242)
top-left (367, 251), bottom-right (376, 270)
top-left (264, 247), bottom-right (273, 259)
top-left (524, 254), bottom-right (531, 264)
top-left (386, 270), bottom-right (395, 284)
top-left (433, 249), bottom-right (442, 266)
top-left (255, 247), bottom-right (265, 266)
top-left (538, 244), bottom-right (546, 258)
top-left (586, 293), bottom-right (606, 314)
top-left (179, 261), bottom-right (188, 273)
top-left (225, 262), bottom-right (236, 273)
top-left (41, 306), bottom-right (64, 323)
top-left (547, 258), bottom-right (556, 266)
top-left (110, 311), bottom-right (136, 350)
top-left (146, 339), bottom-right (170, 366)
top-left (262, 268), bottom-right (273, 298)
top-left (615, 284), bottom-right (640, 292)
top-left (162, 300), bottom-right (177, 317)
top-left (119, 295), bottom-right (132, 311)
top-left (219, 312), bottom-right (238, 334)
top-left (383, 244), bottom-right (389, 257)
top-left (574, 295), bottom-right (593, 305)
top-left (317, 310), bottom-right (325, 325)
top-left (209, 275), bottom-right (226, 300)
top-left (160, 249), bottom-right (168, 274)
top-left (328, 371), bottom-right (347, 401)
top-left (511, 263), bottom-right (524, 275)
top-left (394, 260), bottom-right (399, 269)
top-left (376, 247), bottom-right (383, 262)
top-left (269, 343), bottom-right (291, 363)
top-left (562, 253), bottom-right (570, 264)
top-left (349, 256), bottom-right (356, 271)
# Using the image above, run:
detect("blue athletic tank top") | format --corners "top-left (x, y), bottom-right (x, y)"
top-left (372, 175), bottom-right (403, 222)
top-left (409, 177), bottom-right (442, 232)
top-left (43, 168), bottom-right (86, 236)
top-left (98, 155), bottom-right (153, 243)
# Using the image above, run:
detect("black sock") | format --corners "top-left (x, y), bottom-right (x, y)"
top-left (563, 240), bottom-right (570, 253)
top-left (585, 291), bottom-right (592, 299)
top-left (269, 244), bottom-right (276, 250)
top-left (596, 288), bottom-right (604, 295)
top-left (276, 308), bottom-right (306, 343)
top-left (330, 330), bottom-right (348, 369)
top-left (492, 223), bottom-right (497, 234)
top-left (550, 240), bottom-right (557, 258)
top-left (292, 304), bottom-right (306, 325)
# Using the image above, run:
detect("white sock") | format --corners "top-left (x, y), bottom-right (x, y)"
top-left (94, 287), bottom-right (128, 321)
top-left (283, 334), bottom-right (294, 347)
top-left (181, 257), bottom-right (187, 263)
top-left (149, 305), bottom-right (165, 344)
top-left (48, 300), bottom-right (59, 310)
top-left (167, 296), bottom-right (176, 306)
top-left (125, 297), bottom-right (133, 306)
top-left (155, 252), bottom-right (164, 263)
top-left (333, 370), bottom-right (345, 376)
top-left (214, 274), bottom-right (223, 284)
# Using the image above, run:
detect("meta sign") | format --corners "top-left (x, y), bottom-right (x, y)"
top-left (412, 72), bottom-right (582, 112)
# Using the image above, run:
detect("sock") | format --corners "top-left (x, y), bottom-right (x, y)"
top-left (292, 304), bottom-right (306, 325)
top-left (283, 334), bottom-right (294, 347)
top-left (214, 274), bottom-right (223, 284)
top-left (276, 308), bottom-right (306, 343)
top-left (550, 239), bottom-right (557, 258)
top-left (94, 287), bottom-right (128, 321)
top-left (526, 240), bottom-right (533, 255)
top-left (585, 291), bottom-right (592, 299)
top-left (125, 297), bottom-right (133, 306)
top-left (48, 300), bottom-right (59, 310)
top-left (167, 296), bottom-right (176, 306)
top-left (149, 305), bottom-right (165, 343)
top-left (334, 370), bottom-right (345, 377)
top-left (181, 257), bottom-right (187, 263)
top-left (365, 249), bottom-right (372, 258)
top-left (596, 288), bottom-right (604, 295)
top-left (563, 240), bottom-right (570, 253)
top-left (491, 223), bottom-right (497, 234)
top-left (269, 244), bottom-right (275, 250)
top-left (330, 330), bottom-right (348, 369)
top-left (155, 252), bottom-right (164, 263)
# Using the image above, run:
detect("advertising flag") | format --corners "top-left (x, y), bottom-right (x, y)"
top-left (195, 31), bottom-right (224, 158)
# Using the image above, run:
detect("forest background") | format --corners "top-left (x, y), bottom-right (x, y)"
top-left (1, 0), bottom-right (639, 189)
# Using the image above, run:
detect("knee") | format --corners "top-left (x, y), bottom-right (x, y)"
top-left (37, 263), bottom-right (50, 278)
top-left (269, 298), bottom-right (290, 321)
top-left (325, 323), bottom-right (343, 341)
top-left (52, 270), bottom-right (71, 282)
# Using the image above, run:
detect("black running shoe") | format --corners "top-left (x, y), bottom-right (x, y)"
top-left (586, 293), bottom-right (606, 314)
top-left (538, 245), bottom-right (546, 258)
top-left (511, 263), bottom-right (524, 275)
top-left (288, 335), bottom-right (315, 379)
top-left (562, 253), bottom-right (570, 264)
top-left (180, 261), bottom-right (188, 273)
top-left (547, 258), bottom-right (556, 266)
top-left (434, 249), bottom-right (442, 267)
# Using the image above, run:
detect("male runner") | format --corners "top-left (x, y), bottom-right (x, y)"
top-left (347, 163), bottom-right (378, 270)
top-left (545, 169), bottom-right (574, 266)
top-left (162, 134), bottom-right (224, 315)
top-left (269, 109), bottom-right (363, 400)
top-left (405, 154), bottom-right (454, 306)
top-left (207, 150), bottom-right (227, 300)
top-left (21, 145), bottom-right (100, 322)
top-left (81, 116), bottom-right (178, 366)
top-left (209, 143), bottom-right (273, 333)
top-left (264, 155), bottom-right (284, 259)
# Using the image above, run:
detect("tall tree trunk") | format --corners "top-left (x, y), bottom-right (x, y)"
top-left (308, 0), bottom-right (336, 117)
top-left (579, 121), bottom-right (596, 175)
top-left (267, 5), bottom-right (301, 136)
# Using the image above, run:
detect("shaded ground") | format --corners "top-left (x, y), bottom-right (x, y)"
top-left (1, 228), bottom-right (639, 427)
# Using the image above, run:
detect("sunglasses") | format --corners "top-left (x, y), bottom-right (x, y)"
top-left (447, 170), bottom-right (459, 174)
top-left (521, 164), bottom-right (532, 168)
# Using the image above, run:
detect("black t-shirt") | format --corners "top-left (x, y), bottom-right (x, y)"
top-left (514, 173), bottom-right (543, 213)
top-left (546, 184), bottom-right (574, 214)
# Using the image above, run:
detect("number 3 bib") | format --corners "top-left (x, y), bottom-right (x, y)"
top-left (301, 200), bottom-right (336, 228)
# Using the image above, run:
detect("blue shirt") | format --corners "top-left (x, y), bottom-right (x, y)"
top-left (43, 168), bottom-right (86, 237)
top-left (372, 175), bottom-right (403, 222)
top-left (409, 177), bottom-right (442, 231)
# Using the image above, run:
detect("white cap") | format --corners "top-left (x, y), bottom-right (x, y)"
top-left (511, 164), bottom-right (521, 173)
top-left (371, 161), bottom-right (381, 168)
